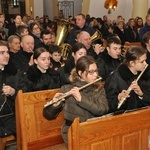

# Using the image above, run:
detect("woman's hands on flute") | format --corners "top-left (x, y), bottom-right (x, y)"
top-left (68, 87), bottom-right (82, 102)
top-left (53, 93), bottom-right (65, 107)
top-left (118, 90), bottom-right (130, 102)
top-left (118, 80), bottom-right (143, 102)
top-left (130, 80), bottom-right (143, 96)
top-left (53, 87), bottom-right (82, 107)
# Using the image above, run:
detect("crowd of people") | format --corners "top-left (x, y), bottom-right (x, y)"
top-left (0, 12), bottom-right (150, 146)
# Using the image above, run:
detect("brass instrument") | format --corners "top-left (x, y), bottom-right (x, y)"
top-left (54, 19), bottom-right (73, 61)
top-left (91, 29), bottom-right (102, 43)
top-left (117, 64), bottom-right (148, 109)
top-left (43, 76), bottom-right (102, 108)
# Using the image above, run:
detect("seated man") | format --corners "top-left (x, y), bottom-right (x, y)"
top-left (97, 36), bottom-right (123, 81)
top-left (12, 35), bottom-right (34, 71)
top-left (76, 31), bottom-right (103, 60)
top-left (36, 29), bottom-right (52, 50)
top-left (0, 41), bottom-right (18, 137)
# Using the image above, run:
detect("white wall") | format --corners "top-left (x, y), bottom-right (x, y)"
top-left (89, 0), bottom-right (132, 22)
top-left (44, 0), bottom-right (53, 20)
top-left (42, 0), bottom-right (150, 21)
top-left (34, 0), bottom-right (44, 18)
top-left (43, 0), bottom-right (82, 20)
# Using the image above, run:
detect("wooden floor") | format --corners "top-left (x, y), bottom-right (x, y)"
top-left (5, 143), bottom-right (67, 150)
top-left (41, 143), bottom-right (67, 150)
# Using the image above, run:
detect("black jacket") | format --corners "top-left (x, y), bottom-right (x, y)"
top-left (0, 64), bottom-right (18, 137)
top-left (66, 25), bottom-right (95, 46)
top-left (105, 64), bottom-right (150, 113)
top-left (114, 26), bottom-right (126, 45)
top-left (124, 26), bottom-right (140, 42)
top-left (17, 64), bottom-right (61, 92)
top-left (58, 56), bottom-right (75, 85)
top-left (12, 49), bottom-right (33, 71)
top-left (97, 50), bottom-right (123, 81)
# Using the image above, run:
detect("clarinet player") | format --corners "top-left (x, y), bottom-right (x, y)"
top-left (105, 46), bottom-right (150, 113)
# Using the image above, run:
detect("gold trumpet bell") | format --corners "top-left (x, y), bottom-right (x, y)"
top-left (91, 29), bottom-right (102, 43)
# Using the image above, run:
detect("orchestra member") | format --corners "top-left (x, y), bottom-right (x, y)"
top-left (43, 55), bottom-right (109, 143)
top-left (105, 46), bottom-right (150, 112)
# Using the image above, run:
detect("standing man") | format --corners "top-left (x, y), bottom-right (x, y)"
top-left (0, 41), bottom-right (18, 137)
top-left (67, 13), bottom-right (95, 46)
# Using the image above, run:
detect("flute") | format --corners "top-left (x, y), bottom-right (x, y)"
top-left (44, 76), bottom-right (102, 108)
top-left (117, 64), bottom-right (148, 109)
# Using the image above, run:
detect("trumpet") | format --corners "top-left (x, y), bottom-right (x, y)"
top-left (117, 64), bottom-right (148, 109)
top-left (44, 76), bottom-right (102, 108)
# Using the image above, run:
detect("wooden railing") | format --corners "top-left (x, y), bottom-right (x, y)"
top-left (68, 107), bottom-right (150, 150)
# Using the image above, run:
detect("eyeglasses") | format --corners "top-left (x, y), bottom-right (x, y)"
top-left (86, 69), bottom-right (99, 75)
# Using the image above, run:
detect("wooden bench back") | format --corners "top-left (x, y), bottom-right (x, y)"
top-left (15, 89), bottom-right (65, 150)
top-left (124, 42), bottom-right (141, 51)
top-left (68, 108), bottom-right (150, 150)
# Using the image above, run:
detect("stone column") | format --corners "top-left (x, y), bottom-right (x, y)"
top-left (53, 0), bottom-right (58, 18)
top-left (132, 0), bottom-right (148, 20)
top-left (25, 0), bottom-right (34, 18)
top-left (81, 0), bottom-right (91, 15)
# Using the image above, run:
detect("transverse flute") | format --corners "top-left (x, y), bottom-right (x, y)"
top-left (117, 64), bottom-right (148, 109)
top-left (44, 76), bottom-right (102, 108)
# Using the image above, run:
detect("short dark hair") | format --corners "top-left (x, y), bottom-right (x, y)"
top-left (40, 30), bottom-right (51, 38)
top-left (107, 36), bottom-right (121, 47)
top-left (49, 45), bottom-right (61, 54)
top-left (16, 25), bottom-right (28, 34)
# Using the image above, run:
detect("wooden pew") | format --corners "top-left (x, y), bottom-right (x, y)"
top-left (15, 89), bottom-right (65, 150)
top-left (124, 42), bottom-right (141, 51)
top-left (0, 135), bottom-right (15, 150)
top-left (68, 107), bottom-right (150, 150)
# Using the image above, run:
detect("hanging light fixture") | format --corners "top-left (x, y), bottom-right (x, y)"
top-left (104, 0), bottom-right (118, 14)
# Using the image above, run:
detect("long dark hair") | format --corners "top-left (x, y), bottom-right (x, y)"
top-left (33, 47), bottom-right (50, 60)
top-left (123, 46), bottom-right (147, 66)
top-left (69, 55), bottom-right (101, 91)
top-left (72, 42), bottom-right (87, 54)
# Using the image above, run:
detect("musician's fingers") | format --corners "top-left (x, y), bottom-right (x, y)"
top-left (53, 100), bottom-right (62, 107)
top-left (53, 93), bottom-right (64, 98)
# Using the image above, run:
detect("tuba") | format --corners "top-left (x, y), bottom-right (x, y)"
top-left (54, 19), bottom-right (73, 61)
